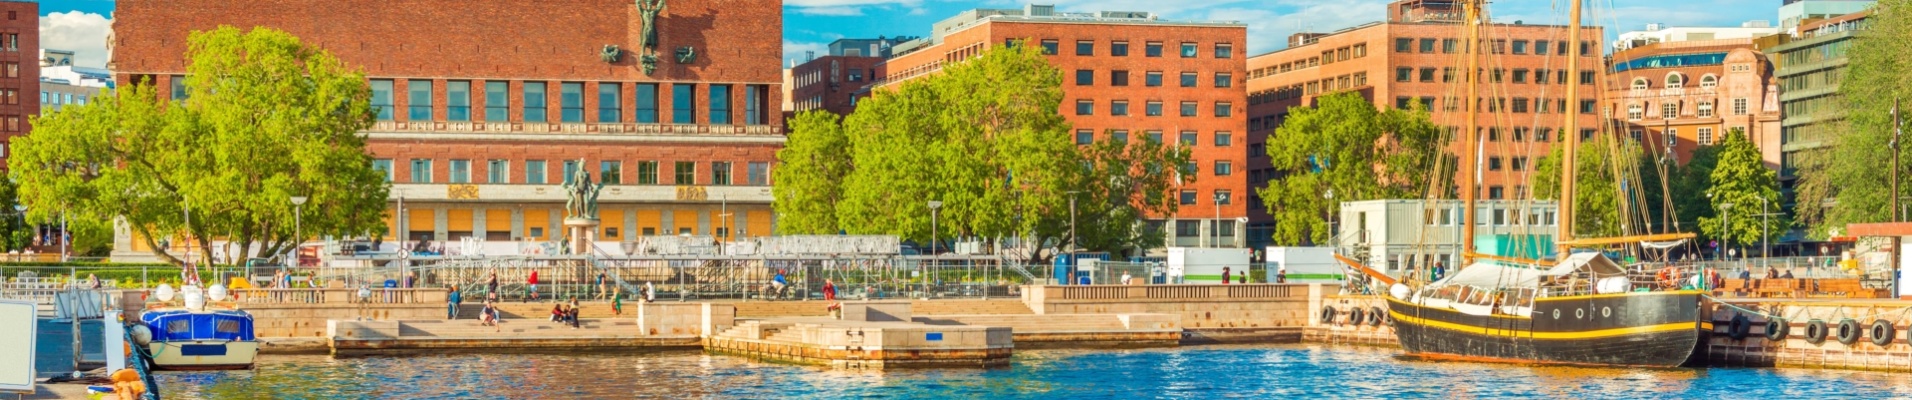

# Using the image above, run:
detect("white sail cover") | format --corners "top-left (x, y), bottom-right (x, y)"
top-left (1436, 252), bottom-right (1627, 289)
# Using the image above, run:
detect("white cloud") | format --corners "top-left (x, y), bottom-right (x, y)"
top-left (783, 40), bottom-right (829, 67)
top-left (40, 11), bottom-right (112, 68)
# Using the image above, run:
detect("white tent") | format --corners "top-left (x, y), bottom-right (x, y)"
top-left (1436, 252), bottom-right (1627, 289)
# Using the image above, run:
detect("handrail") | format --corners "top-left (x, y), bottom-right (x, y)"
top-left (1036, 284), bottom-right (1307, 301)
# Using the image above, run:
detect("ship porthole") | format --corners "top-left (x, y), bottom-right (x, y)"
top-left (1576, 308), bottom-right (1585, 319)
top-left (1602, 307), bottom-right (1611, 318)
top-left (1552, 309), bottom-right (1560, 319)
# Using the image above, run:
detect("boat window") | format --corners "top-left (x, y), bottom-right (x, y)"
top-left (167, 320), bottom-right (192, 336)
top-left (217, 320), bottom-right (243, 334)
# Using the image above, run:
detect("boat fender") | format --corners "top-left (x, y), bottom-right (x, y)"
top-left (1804, 320), bottom-right (1828, 344)
top-left (1765, 318), bottom-right (1788, 341)
top-left (1727, 314), bottom-right (1751, 341)
top-left (1349, 307), bottom-right (1366, 327)
top-left (1836, 319), bottom-right (1861, 345)
top-left (1872, 319), bottom-right (1896, 346)
top-left (1368, 307), bottom-right (1385, 327)
top-left (1321, 306), bottom-right (1338, 325)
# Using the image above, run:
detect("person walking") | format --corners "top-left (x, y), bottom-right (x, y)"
top-left (644, 281), bottom-right (656, 303)
top-left (612, 286), bottom-right (624, 317)
top-left (595, 272), bottom-right (609, 300)
top-left (1221, 267), bottom-right (1231, 285)
top-left (446, 285), bottom-right (463, 320)
top-left (527, 269), bottom-right (541, 302)
top-left (822, 279), bottom-right (837, 300)
top-left (486, 271), bottom-right (500, 301)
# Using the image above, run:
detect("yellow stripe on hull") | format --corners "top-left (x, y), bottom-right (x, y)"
top-left (1390, 309), bottom-right (1697, 340)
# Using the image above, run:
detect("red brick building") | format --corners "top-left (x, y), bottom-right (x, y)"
top-left (792, 55), bottom-right (882, 116)
top-left (875, 5), bottom-right (1249, 249)
top-left (1244, 0), bottom-right (1605, 248)
top-left (1603, 39), bottom-right (1781, 167)
top-left (0, 1), bottom-right (36, 164)
top-left (109, 0), bottom-right (784, 259)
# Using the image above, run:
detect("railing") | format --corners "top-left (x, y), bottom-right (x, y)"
top-left (1037, 284), bottom-right (1307, 301)
top-left (218, 288), bottom-right (448, 305)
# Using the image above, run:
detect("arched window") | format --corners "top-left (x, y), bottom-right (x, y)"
top-left (1632, 77), bottom-right (1650, 90)
top-left (1665, 73), bottom-right (1684, 88)
top-left (1700, 74), bottom-right (1718, 89)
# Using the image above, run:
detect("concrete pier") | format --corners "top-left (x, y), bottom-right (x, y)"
top-left (705, 302), bottom-right (1013, 369)
top-left (1704, 299), bottom-right (1912, 372)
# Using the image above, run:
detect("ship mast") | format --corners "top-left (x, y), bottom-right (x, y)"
top-left (1459, 0), bottom-right (1482, 265)
top-left (1557, 0), bottom-right (1584, 259)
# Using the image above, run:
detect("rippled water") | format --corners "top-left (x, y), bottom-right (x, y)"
top-left (153, 344), bottom-right (1912, 399)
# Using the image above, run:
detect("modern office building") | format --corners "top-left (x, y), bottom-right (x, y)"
top-left (1612, 21), bottom-right (1781, 51)
top-left (1779, 0), bottom-right (1876, 34)
top-left (109, 0), bottom-right (785, 260)
top-left (1769, 9), bottom-right (1871, 221)
top-left (1244, 0), bottom-right (1603, 248)
top-left (38, 48), bottom-right (112, 113)
top-left (0, 1), bottom-right (35, 163)
top-left (874, 4), bottom-right (1250, 249)
top-left (790, 37), bottom-right (915, 116)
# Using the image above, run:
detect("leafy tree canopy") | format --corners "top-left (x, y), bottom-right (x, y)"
top-left (1257, 92), bottom-right (1443, 245)
top-left (1813, 0), bottom-right (1912, 238)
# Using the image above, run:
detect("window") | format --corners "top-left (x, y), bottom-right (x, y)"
top-left (1581, 129), bottom-right (1596, 140)
top-left (1146, 71), bottom-right (1163, 87)
top-left (1112, 130), bottom-right (1129, 143)
top-left (1212, 73), bottom-right (1231, 88)
top-left (1214, 190), bottom-right (1232, 205)
top-left (1111, 100), bottom-right (1129, 116)
top-left (409, 159), bottom-right (433, 183)
top-left (747, 162), bottom-right (770, 185)
top-left (1076, 69), bottom-right (1094, 86)
top-left (1111, 41), bottom-right (1129, 56)
top-left (1512, 40), bottom-right (1528, 54)
top-left (1699, 127), bottom-right (1715, 145)
top-left (1076, 40), bottom-right (1094, 56)
top-left (1442, 38), bottom-right (1457, 53)
top-left (1535, 69), bottom-right (1550, 84)
top-left (1666, 73), bottom-right (1685, 88)
top-left (447, 81), bottom-right (471, 121)
top-left (1396, 67), bottom-right (1412, 82)
top-left (600, 161), bottom-right (622, 184)
top-left (484, 81), bottom-right (508, 121)
top-left (637, 161), bottom-right (660, 185)
top-left (1180, 72), bottom-right (1198, 87)
top-left (1491, 69), bottom-right (1504, 83)
top-left (711, 161), bottom-right (733, 185)
top-left (562, 160), bottom-right (581, 184)
top-left (1180, 42), bottom-right (1197, 58)
top-left (673, 84), bottom-right (696, 123)
top-left (1214, 132), bottom-right (1232, 147)
top-left (372, 159), bottom-right (394, 182)
top-left (675, 161), bottom-right (696, 184)
top-left (1075, 130), bottom-right (1093, 145)
top-left (709, 84), bottom-right (732, 124)
top-left (526, 160), bottom-right (547, 184)
top-left (1215, 43), bottom-right (1233, 58)
top-left (1535, 40), bottom-right (1549, 55)
top-left (1146, 101), bottom-right (1163, 117)
top-left (635, 84), bottom-right (659, 123)
top-left (1395, 38), bottom-right (1412, 52)
top-left (1733, 98), bottom-right (1748, 115)
top-left (1537, 128), bottom-right (1551, 142)
top-left (523, 82), bottom-right (548, 123)
top-left (1698, 101), bottom-right (1715, 118)
top-left (370, 80), bottom-right (394, 121)
top-left (1419, 38), bottom-right (1435, 53)
top-left (1489, 187), bottom-right (1504, 200)
top-left (1076, 100), bottom-right (1094, 116)
top-left (487, 159), bottom-right (509, 183)
top-left (1180, 101), bottom-right (1198, 117)
top-left (1512, 69), bottom-right (1528, 84)
top-left (1488, 157), bottom-right (1503, 171)
top-left (1628, 103), bottom-right (1643, 120)
top-left (1513, 98), bottom-right (1529, 113)
top-left (1180, 190), bottom-right (1197, 205)
top-left (1580, 71), bottom-right (1595, 85)
top-left (746, 85), bottom-right (768, 125)
top-left (1111, 70), bottom-right (1130, 86)
top-left (1214, 102), bottom-right (1233, 117)
top-left (1146, 42), bottom-right (1163, 57)
top-left (1179, 131), bottom-right (1198, 146)
top-left (1700, 75), bottom-right (1718, 89)
top-left (1442, 67), bottom-right (1455, 83)
top-left (1511, 157), bottom-right (1527, 171)
top-left (1419, 67), bottom-right (1435, 82)
top-left (1581, 100), bottom-right (1597, 114)
top-left (598, 83), bottom-right (621, 123)
top-left (1215, 161), bottom-right (1233, 176)
top-left (1040, 39), bottom-right (1059, 55)
top-left (1661, 103), bottom-right (1679, 119)
top-left (449, 159), bottom-right (471, 183)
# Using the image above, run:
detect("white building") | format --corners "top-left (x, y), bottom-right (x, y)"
top-left (1779, 0), bottom-right (1875, 34)
top-left (39, 49), bottom-right (113, 113)
top-left (1335, 199), bottom-right (1559, 278)
top-left (1613, 21), bottom-right (1781, 51)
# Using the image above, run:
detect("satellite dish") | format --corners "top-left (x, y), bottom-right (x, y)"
top-left (208, 284), bottom-right (229, 302)
top-left (154, 284), bottom-right (176, 302)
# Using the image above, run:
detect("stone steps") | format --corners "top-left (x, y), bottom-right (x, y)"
top-left (732, 299), bottom-right (1033, 318)
top-left (912, 314), bottom-right (1129, 331)
top-left (398, 319), bottom-right (634, 337)
top-left (454, 301), bottom-right (636, 319)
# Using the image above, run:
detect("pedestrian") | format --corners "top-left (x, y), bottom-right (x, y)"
top-left (550, 302), bottom-right (565, 323)
top-left (1781, 268), bottom-right (1795, 279)
top-left (480, 300), bottom-right (497, 326)
top-left (568, 297), bottom-right (582, 328)
top-left (596, 272), bottom-right (608, 300)
top-left (822, 279), bottom-right (837, 301)
top-left (404, 272), bottom-right (418, 289)
top-left (446, 285), bottom-right (463, 320)
top-left (486, 271), bottom-right (500, 300)
top-left (87, 273), bottom-right (102, 290)
top-left (612, 286), bottom-right (624, 317)
top-left (528, 269), bottom-right (541, 302)
top-left (1277, 267), bottom-right (1288, 283)
top-left (1765, 267), bottom-right (1779, 279)
top-left (1120, 271), bottom-right (1132, 285)
top-left (1239, 273), bottom-right (1248, 284)
top-left (644, 281), bottom-right (656, 303)
top-left (1221, 267), bottom-right (1231, 285)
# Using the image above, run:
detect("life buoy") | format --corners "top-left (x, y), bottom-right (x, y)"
top-left (1872, 319), bottom-right (1896, 346)
top-left (1765, 318), bottom-right (1789, 341)
top-left (1805, 320), bottom-right (1828, 344)
top-left (1349, 307), bottom-right (1366, 326)
top-left (1368, 306), bottom-right (1385, 327)
top-left (1321, 306), bottom-right (1338, 324)
top-left (1837, 319), bottom-right (1862, 345)
top-left (1727, 314), bottom-right (1751, 340)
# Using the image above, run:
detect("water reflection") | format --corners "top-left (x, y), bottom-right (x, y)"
top-left (149, 344), bottom-right (1912, 399)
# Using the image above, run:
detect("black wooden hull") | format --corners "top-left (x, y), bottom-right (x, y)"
top-left (1386, 291), bottom-right (1705, 367)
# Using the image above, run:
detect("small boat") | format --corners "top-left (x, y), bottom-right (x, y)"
top-left (136, 285), bottom-right (258, 370)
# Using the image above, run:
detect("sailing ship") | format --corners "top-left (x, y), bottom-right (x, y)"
top-left (1377, 0), bottom-right (1707, 367)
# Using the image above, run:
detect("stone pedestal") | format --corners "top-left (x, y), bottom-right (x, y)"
top-left (564, 217), bottom-right (600, 254)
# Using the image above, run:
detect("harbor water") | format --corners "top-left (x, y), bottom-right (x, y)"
top-left (152, 344), bottom-right (1912, 399)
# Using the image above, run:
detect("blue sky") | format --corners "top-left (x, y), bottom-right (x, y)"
top-left (37, 0), bottom-right (1779, 68)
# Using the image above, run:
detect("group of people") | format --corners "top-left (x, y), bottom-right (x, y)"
top-left (550, 298), bottom-right (583, 328)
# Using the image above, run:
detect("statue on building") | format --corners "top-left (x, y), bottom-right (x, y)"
top-left (600, 45), bottom-right (622, 63)
top-left (675, 46), bottom-right (696, 64)
top-left (637, 0), bottom-right (666, 51)
top-left (562, 159), bottom-right (603, 220)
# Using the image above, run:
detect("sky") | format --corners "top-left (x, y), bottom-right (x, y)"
top-left (37, 0), bottom-right (1778, 69)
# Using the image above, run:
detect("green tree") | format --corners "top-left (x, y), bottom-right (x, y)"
top-left (0, 179), bottom-right (29, 251)
top-left (11, 26), bottom-right (388, 265)
top-left (1815, 0), bottom-right (1912, 237)
top-left (1700, 128), bottom-right (1789, 250)
top-left (1532, 134), bottom-right (1643, 238)
top-left (1257, 93), bottom-right (1443, 245)
top-left (773, 111), bottom-right (852, 234)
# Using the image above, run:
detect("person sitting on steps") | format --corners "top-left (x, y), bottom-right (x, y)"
top-left (550, 302), bottom-right (565, 323)
top-left (769, 270), bottom-right (789, 299)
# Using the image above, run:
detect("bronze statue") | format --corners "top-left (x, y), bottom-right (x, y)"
top-left (641, 53), bottom-right (659, 76)
top-left (638, 0), bottom-right (666, 51)
top-left (600, 45), bottom-right (622, 63)
top-left (675, 46), bottom-right (696, 64)
top-left (562, 159), bottom-right (603, 220)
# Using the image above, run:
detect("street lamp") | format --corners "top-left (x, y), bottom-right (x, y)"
top-left (927, 201), bottom-right (942, 257)
top-left (1212, 191), bottom-right (1229, 248)
top-left (1324, 189), bottom-right (1335, 250)
top-left (290, 196), bottom-right (308, 264)
top-left (1719, 203), bottom-right (1735, 262)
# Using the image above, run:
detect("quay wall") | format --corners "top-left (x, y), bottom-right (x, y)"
top-left (1021, 284), bottom-right (1310, 331)
top-left (1705, 299), bottom-right (1912, 372)
top-left (1306, 293), bottom-right (1399, 347)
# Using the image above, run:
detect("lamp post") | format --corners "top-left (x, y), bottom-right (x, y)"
top-left (1719, 203), bottom-right (1735, 262)
top-left (928, 200), bottom-right (941, 300)
top-left (1213, 191), bottom-right (1229, 248)
top-left (291, 196), bottom-right (308, 265)
top-left (1324, 189), bottom-right (1336, 251)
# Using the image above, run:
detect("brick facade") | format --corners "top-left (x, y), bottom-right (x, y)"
top-left (791, 55), bottom-right (883, 116)
top-left (109, 0), bottom-right (784, 258)
top-left (1603, 42), bottom-right (1781, 168)
top-left (0, 1), bottom-right (36, 163)
top-left (878, 17), bottom-right (1250, 248)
